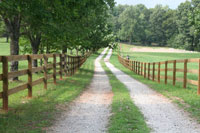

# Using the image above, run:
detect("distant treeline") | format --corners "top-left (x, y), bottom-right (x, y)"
top-left (109, 0), bottom-right (200, 51)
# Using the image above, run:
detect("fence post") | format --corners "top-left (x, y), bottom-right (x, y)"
top-left (75, 57), bottom-right (77, 72)
top-left (59, 54), bottom-right (63, 80)
top-left (139, 62), bottom-right (140, 75)
top-left (44, 54), bottom-right (47, 89)
top-left (2, 56), bottom-right (9, 111)
top-left (135, 61), bottom-right (137, 73)
top-left (53, 54), bottom-right (56, 84)
top-left (148, 63), bottom-right (150, 80)
top-left (64, 54), bottom-right (67, 77)
top-left (165, 61), bottom-right (168, 84)
top-left (153, 62), bottom-right (155, 81)
top-left (141, 62), bottom-right (143, 75)
top-left (72, 57), bottom-right (74, 75)
top-left (134, 61), bottom-right (135, 72)
top-left (144, 63), bottom-right (146, 78)
top-left (132, 61), bottom-right (134, 71)
top-left (67, 56), bottom-right (70, 76)
top-left (158, 62), bottom-right (161, 83)
top-left (198, 59), bottom-right (200, 95)
top-left (70, 57), bottom-right (72, 76)
top-left (78, 56), bottom-right (80, 69)
top-left (173, 60), bottom-right (176, 86)
top-left (183, 59), bottom-right (188, 88)
top-left (28, 55), bottom-right (32, 98)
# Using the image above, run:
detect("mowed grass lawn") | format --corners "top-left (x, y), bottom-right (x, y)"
top-left (0, 38), bottom-right (99, 132)
top-left (111, 43), bottom-right (200, 123)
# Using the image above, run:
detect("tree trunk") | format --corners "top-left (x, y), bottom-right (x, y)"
top-left (3, 16), bottom-right (21, 81)
top-left (62, 46), bottom-right (67, 69)
top-left (62, 46), bottom-right (67, 54)
top-left (40, 43), bottom-right (44, 67)
top-left (29, 33), bottom-right (41, 68)
top-left (129, 36), bottom-right (132, 44)
top-left (10, 35), bottom-right (19, 80)
top-left (32, 45), bottom-right (39, 67)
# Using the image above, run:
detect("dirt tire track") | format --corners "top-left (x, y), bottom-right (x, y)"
top-left (48, 48), bottom-right (113, 133)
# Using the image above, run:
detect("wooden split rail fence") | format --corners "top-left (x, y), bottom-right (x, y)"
top-left (0, 52), bottom-right (91, 111)
top-left (118, 54), bottom-right (200, 95)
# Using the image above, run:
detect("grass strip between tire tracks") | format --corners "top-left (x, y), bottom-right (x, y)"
top-left (101, 58), bottom-right (150, 133)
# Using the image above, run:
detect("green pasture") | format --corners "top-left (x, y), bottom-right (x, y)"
top-left (119, 43), bottom-right (200, 90)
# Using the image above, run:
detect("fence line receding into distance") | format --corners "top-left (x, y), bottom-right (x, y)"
top-left (0, 52), bottom-right (91, 111)
top-left (118, 54), bottom-right (200, 95)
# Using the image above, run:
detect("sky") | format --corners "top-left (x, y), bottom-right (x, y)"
top-left (115, 0), bottom-right (189, 9)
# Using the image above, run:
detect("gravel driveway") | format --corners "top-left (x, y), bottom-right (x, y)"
top-left (48, 48), bottom-right (113, 133)
top-left (105, 49), bottom-right (200, 133)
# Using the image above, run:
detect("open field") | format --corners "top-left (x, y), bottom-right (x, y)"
top-left (111, 44), bottom-right (200, 122)
top-left (119, 43), bottom-right (200, 89)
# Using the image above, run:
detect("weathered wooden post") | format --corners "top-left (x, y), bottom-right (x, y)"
top-left (148, 63), bottom-right (150, 80)
top-left (165, 61), bottom-right (168, 84)
top-left (144, 63), bottom-right (146, 78)
top-left (173, 60), bottom-right (176, 86)
top-left (153, 62), bottom-right (155, 81)
top-left (59, 54), bottom-right (63, 80)
top-left (134, 61), bottom-right (136, 72)
top-left (183, 59), bottom-right (188, 88)
top-left (158, 62), bottom-right (161, 83)
top-left (141, 62), bottom-right (143, 76)
top-left (132, 61), bottom-right (134, 71)
top-left (198, 59), bottom-right (200, 95)
top-left (2, 56), bottom-right (9, 111)
top-left (138, 62), bottom-right (140, 75)
top-left (64, 54), bottom-right (67, 77)
top-left (28, 55), bottom-right (33, 97)
top-left (53, 54), bottom-right (57, 84)
top-left (44, 55), bottom-right (48, 89)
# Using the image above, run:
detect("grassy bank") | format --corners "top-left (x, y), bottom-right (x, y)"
top-left (110, 49), bottom-right (200, 123)
top-left (101, 60), bottom-right (150, 133)
top-left (0, 50), bottom-right (99, 132)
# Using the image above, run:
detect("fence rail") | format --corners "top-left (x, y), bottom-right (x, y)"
top-left (118, 54), bottom-right (200, 95)
top-left (0, 52), bottom-right (91, 111)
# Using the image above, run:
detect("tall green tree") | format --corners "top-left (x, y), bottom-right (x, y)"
top-left (0, 1), bottom-right (25, 80)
